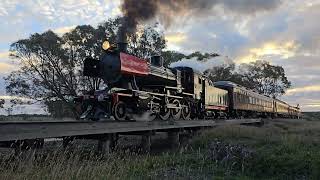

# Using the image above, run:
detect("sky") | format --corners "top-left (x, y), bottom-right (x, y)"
top-left (0, 0), bottom-right (319, 113)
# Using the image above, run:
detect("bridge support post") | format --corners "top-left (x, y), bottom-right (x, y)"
top-left (97, 134), bottom-right (112, 155)
top-left (63, 137), bottom-right (74, 149)
top-left (141, 131), bottom-right (152, 153)
top-left (110, 133), bottom-right (119, 150)
top-left (168, 130), bottom-right (180, 150)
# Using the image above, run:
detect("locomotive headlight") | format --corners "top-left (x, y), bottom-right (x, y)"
top-left (102, 40), bottom-right (110, 50)
top-left (97, 94), bottom-right (104, 101)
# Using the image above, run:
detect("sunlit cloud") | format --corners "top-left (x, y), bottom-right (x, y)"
top-left (0, 62), bottom-right (16, 73)
top-left (0, 51), bottom-right (10, 59)
top-left (164, 32), bottom-right (187, 51)
top-left (0, 95), bottom-right (32, 101)
top-left (54, 25), bottom-right (76, 35)
top-left (286, 85), bottom-right (320, 95)
top-left (237, 41), bottom-right (299, 63)
top-left (165, 32), bottom-right (187, 44)
top-left (306, 104), bottom-right (320, 108)
top-left (0, 51), bottom-right (18, 73)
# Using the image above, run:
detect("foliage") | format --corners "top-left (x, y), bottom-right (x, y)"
top-left (204, 63), bottom-right (243, 83)
top-left (5, 18), bottom-right (166, 116)
top-left (204, 60), bottom-right (291, 97)
top-left (127, 26), bottom-right (166, 59)
top-left (161, 50), bottom-right (186, 67)
top-left (45, 100), bottom-right (76, 118)
top-left (186, 51), bottom-right (220, 61)
top-left (239, 61), bottom-right (291, 97)
top-left (162, 51), bottom-right (220, 67)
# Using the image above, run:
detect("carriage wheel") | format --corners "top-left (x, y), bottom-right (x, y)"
top-left (170, 99), bottom-right (182, 120)
top-left (113, 101), bottom-right (127, 121)
top-left (181, 100), bottom-right (191, 120)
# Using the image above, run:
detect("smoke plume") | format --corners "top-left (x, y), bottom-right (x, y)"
top-left (119, 0), bottom-right (158, 39)
top-left (119, 0), bottom-right (282, 37)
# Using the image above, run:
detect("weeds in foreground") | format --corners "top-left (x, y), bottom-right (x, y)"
top-left (1, 119), bottom-right (320, 179)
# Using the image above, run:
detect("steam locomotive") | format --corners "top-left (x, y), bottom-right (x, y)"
top-left (76, 41), bottom-right (300, 121)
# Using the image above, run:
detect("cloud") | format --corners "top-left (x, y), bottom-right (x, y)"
top-left (237, 41), bottom-right (299, 63)
top-left (0, 51), bottom-right (10, 59)
top-left (170, 56), bottom-right (232, 73)
top-left (0, 0), bottom-right (121, 49)
top-left (236, 1), bottom-right (320, 58)
top-left (0, 62), bottom-right (16, 73)
top-left (281, 91), bottom-right (320, 112)
top-left (0, 95), bottom-right (31, 101)
top-left (220, 0), bottom-right (282, 14)
top-left (54, 25), bottom-right (77, 35)
top-left (0, 51), bottom-right (19, 73)
top-left (306, 104), bottom-right (320, 108)
top-left (165, 32), bottom-right (187, 50)
top-left (165, 32), bottom-right (187, 44)
top-left (286, 85), bottom-right (320, 95)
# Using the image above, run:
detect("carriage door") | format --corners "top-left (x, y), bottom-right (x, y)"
top-left (202, 78), bottom-right (206, 104)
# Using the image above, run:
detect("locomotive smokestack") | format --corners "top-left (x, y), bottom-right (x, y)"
top-left (117, 19), bottom-right (128, 53)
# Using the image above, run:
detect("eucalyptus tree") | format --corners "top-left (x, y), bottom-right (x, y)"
top-left (5, 18), bottom-right (166, 116)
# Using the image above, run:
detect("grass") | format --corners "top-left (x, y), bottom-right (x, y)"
top-left (1, 118), bottom-right (320, 179)
top-left (303, 112), bottom-right (320, 121)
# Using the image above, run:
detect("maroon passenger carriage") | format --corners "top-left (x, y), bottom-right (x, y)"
top-left (214, 81), bottom-right (300, 119)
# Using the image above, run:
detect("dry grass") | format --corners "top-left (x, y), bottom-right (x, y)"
top-left (1, 118), bottom-right (320, 179)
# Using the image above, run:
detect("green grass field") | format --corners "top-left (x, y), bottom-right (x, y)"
top-left (1, 118), bottom-right (320, 179)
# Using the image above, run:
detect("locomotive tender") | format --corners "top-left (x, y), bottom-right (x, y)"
top-left (76, 41), bottom-right (300, 121)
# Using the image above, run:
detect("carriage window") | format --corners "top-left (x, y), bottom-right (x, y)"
top-left (198, 77), bottom-right (202, 84)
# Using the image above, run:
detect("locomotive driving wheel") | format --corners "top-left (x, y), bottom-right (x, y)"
top-left (159, 106), bottom-right (170, 120)
top-left (181, 100), bottom-right (191, 120)
top-left (113, 101), bottom-right (127, 121)
top-left (170, 99), bottom-right (182, 120)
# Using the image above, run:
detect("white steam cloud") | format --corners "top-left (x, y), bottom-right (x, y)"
top-left (170, 56), bottom-right (233, 72)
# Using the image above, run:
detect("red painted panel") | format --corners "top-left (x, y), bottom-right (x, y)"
top-left (120, 53), bottom-right (149, 76)
top-left (205, 105), bottom-right (227, 111)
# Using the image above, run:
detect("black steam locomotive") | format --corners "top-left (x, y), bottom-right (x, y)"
top-left (76, 41), bottom-right (300, 121)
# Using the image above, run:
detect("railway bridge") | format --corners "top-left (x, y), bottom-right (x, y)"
top-left (0, 118), bottom-right (262, 155)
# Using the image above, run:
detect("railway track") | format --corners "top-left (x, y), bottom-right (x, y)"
top-left (0, 118), bottom-right (262, 154)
